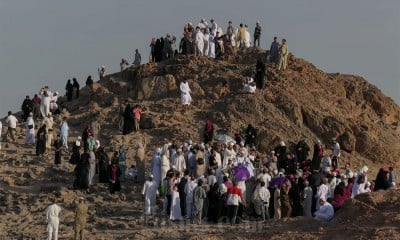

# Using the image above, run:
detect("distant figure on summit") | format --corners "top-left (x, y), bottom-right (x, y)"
top-left (98, 66), bottom-right (106, 80)
top-left (72, 78), bottom-right (80, 99)
top-left (133, 49), bottom-right (142, 65)
top-left (253, 21), bottom-right (262, 47)
top-left (269, 36), bottom-right (280, 65)
top-left (65, 79), bottom-right (73, 101)
top-left (278, 38), bottom-right (288, 70)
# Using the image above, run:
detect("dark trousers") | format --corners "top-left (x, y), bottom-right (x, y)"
top-left (166, 194), bottom-right (172, 215)
top-left (227, 205), bottom-right (239, 225)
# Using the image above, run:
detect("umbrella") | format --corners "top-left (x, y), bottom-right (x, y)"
top-left (214, 133), bottom-right (235, 144)
top-left (232, 165), bottom-right (250, 181)
top-left (269, 176), bottom-right (286, 189)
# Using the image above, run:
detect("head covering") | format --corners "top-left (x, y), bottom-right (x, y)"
top-left (149, 174), bottom-right (154, 178)
top-left (280, 141), bottom-right (285, 146)
top-left (361, 166), bottom-right (369, 173)
top-left (156, 147), bottom-right (162, 154)
top-left (78, 136), bottom-right (82, 140)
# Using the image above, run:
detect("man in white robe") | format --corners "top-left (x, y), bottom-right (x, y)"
top-left (160, 144), bottom-right (170, 182)
top-left (172, 148), bottom-right (186, 178)
top-left (142, 175), bottom-right (158, 221)
top-left (50, 92), bottom-right (59, 113)
top-left (184, 176), bottom-right (197, 220)
top-left (151, 148), bottom-right (162, 186)
top-left (315, 178), bottom-right (329, 210)
top-left (314, 198), bottom-right (334, 221)
top-left (210, 19), bottom-right (218, 36)
top-left (203, 29), bottom-right (210, 57)
top-left (180, 79), bottom-right (192, 109)
top-left (60, 117), bottom-right (69, 150)
top-left (39, 87), bottom-right (52, 118)
top-left (223, 142), bottom-right (236, 168)
top-left (208, 34), bottom-right (216, 58)
top-left (170, 186), bottom-right (182, 221)
top-left (195, 27), bottom-right (204, 57)
top-left (25, 113), bottom-right (35, 145)
top-left (46, 198), bottom-right (62, 240)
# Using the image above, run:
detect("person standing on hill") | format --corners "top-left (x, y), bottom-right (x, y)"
top-left (65, 79), bottom-right (73, 101)
top-left (269, 37), bottom-right (280, 65)
top-left (332, 138), bottom-right (341, 169)
top-left (74, 197), bottom-right (88, 240)
top-left (43, 113), bottom-right (54, 154)
top-left (136, 138), bottom-right (147, 182)
top-left (36, 124), bottom-right (47, 157)
top-left (255, 58), bottom-right (266, 90)
top-left (72, 78), bottom-right (80, 99)
top-left (203, 118), bottom-right (214, 144)
top-left (54, 134), bottom-right (63, 166)
top-left (312, 139), bottom-right (324, 171)
top-left (21, 95), bottom-right (33, 122)
top-left (133, 105), bottom-right (142, 131)
top-left (142, 174), bottom-right (159, 223)
top-left (25, 112), bottom-right (35, 145)
top-left (180, 79), bottom-right (192, 110)
top-left (45, 198), bottom-right (62, 240)
top-left (195, 26), bottom-right (204, 57)
top-left (226, 21), bottom-right (235, 45)
top-left (90, 119), bottom-right (101, 140)
top-left (31, 94), bottom-right (42, 120)
top-left (278, 38), bottom-right (288, 70)
top-left (253, 21), bottom-right (262, 47)
top-left (5, 111), bottom-right (18, 143)
top-left (60, 117), bottom-right (69, 150)
top-left (123, 103), bottom-right (134, 135)
top-left (133, 49), bottom-right (142, 65)
top-left (98, 67), bottom-right (106, 80)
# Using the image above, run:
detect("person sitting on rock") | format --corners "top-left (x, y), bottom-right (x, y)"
top-left (314, 197), bottom-right (334, 221)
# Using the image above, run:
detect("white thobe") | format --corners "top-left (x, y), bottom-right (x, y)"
top-left (46, 204), bottom-right (61, 240)
top-left (223, 148), bottom-right (236, 167)
top-left (151, 153), bottom-right (162, 185)
top-left (316, 184), bottom-right (329, 210)
top-left (195, 30), bottom-right (204, 56)
top-left (180, 82), bottom-right (192, 106)
top-left (185, 181), bottom-right (198, 219)
top-left (208, 35), bottom-right (215, 58)
top-left (172, 155), bottom-right (186, 177)
top-left (203, 33), bottom-right (210, 56)
top-left (169, 191), bottom-right (182, 220)
top-left (40, 91), bottom-right (52, 118)
top-left (160, 154), bottom-right (170, 182)
top-left (25, 117), bottom-right (35, 144)
top-left (142, 180), bottom-right (158, 215)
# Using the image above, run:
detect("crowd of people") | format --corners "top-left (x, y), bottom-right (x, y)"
top-left (141, 128), bottom-right (397, 224)
top-left (0, 17), bottom-right (397, 240)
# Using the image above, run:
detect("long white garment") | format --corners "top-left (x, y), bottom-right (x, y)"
top-left (169, 191), bottom-right (182, 220)
top-left (314, 202), bottom-right (334, 221)
top-left (46, 203), bottom-right (61, 240)
top-left (50, 94), bottom-right (58, 112)
top-left (88, 151), bottom-right (96, 185)
top-left (160, 145), bottom-right (170, 181)
top-left (195, 30), bottom-right (204, 56)
top-left (203, 33), bottom-right (210, 56)
top-left (303, 186), bottom-right (313, 217)
top-left (245, 30), bottom-right (251, 48)
top-left (151, 153), bottom-right (162, 185)
top-left (60, 121), bottom-right (69, 149)
top-left (142, 180), bottom-right (158, 215)
top-left (223, 148), bottom-right (236, 167)
top-left (172, 155), bottom-right (186, 177)
top-left (316, 184), bottom-right (329, 210)
top-left (180, 81), bottom-right (192, 106)
top-left (25, 116), bottom-right (35, 144)
top-left (238, 180), bottom-right (246, 203)
top-left (40, 91), bottom-right (52, 118)
top-left (208, 35), bottom-right (215, 58)
top-left (185, 180), bottom-right (198, 219)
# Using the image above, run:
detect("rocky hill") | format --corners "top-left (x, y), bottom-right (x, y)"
top-left (91, 47), bottom-right (400, 168)
top-left (1, 48), bottom-right (400, 239)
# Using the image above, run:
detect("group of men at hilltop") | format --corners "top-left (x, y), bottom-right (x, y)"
top-left (146, 18), bottom-right (289, 71)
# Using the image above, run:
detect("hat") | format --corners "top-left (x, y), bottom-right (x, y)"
top-left (78, 136), bottom-right (82, 140)
top-left (149, 174), bottom-right (154, 178)
top-left (229, 142), bottom-right (235, 146)
top-left (79, 197), bottom-right (84, 200)
top-left (280, 141), bottom-right (285, 146)
top-left (361, 166), bottom-right (369, 173)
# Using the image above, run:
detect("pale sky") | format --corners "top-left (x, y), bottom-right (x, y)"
top-left (1, 0), bottom-right (399, 116)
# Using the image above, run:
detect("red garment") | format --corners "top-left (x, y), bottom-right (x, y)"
top-left (32, 96), bottom-right (41, 104)
top-left (227, 185), bottom-right (243, 198)
top-left (318, 145), bottom-right (324, 158)
top-left (111, 165), bottom-right (118, 181)
top-left (133, 108), bottom-right (142, 120)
